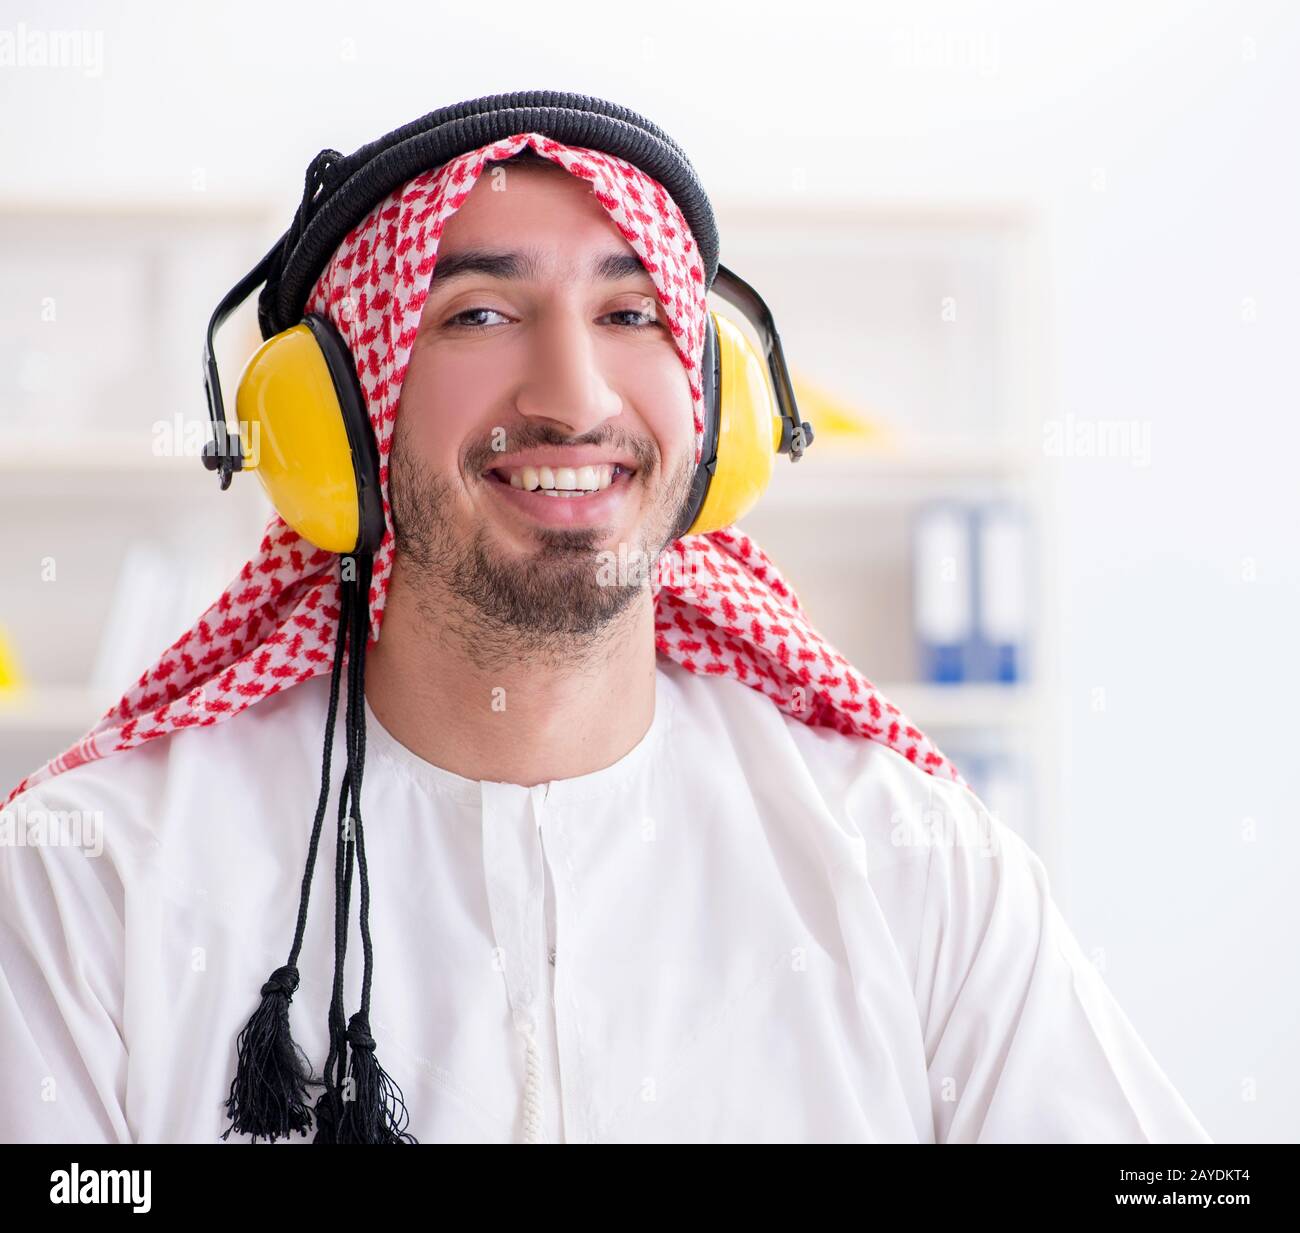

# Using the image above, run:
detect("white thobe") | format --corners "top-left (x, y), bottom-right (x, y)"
top-left (0, 657), bottom-right (1211, 1143)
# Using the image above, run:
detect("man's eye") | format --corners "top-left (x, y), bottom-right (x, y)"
top-left (445, 307), bottom-right (510, 330)
top-left (603, 308), bottom-right (661, 329)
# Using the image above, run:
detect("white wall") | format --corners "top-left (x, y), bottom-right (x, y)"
top-left (3, 0), bottom-right (1295, 1142)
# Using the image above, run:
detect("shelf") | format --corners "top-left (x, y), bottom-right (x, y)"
top-left (779, 440), bottom-right (1037, 478)
top-left (0, 433), bottom-right (272, 514)
top-left (0, 686), bottom-right (110, 733)
top-left (870, 682), bottom-right (1040, 729)
top-left (746, 444), bottom-right (1040, 515)
top-left (713, 196), bottom-right (1038, 229)
top-left (0, 432), bottom-right (198, 474)
top-left (0, 198), bottom-right (275, 222)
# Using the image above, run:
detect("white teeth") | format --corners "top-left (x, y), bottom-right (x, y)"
top-left (500, 463), bottom-right (621, 493)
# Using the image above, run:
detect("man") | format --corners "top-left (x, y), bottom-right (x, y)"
top-left (0, 94), bottom-right (1211, 1144)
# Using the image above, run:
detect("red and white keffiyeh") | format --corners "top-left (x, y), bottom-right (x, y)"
top-left (4, 133), bottom-right (965, 809)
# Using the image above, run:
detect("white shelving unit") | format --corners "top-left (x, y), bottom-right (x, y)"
top-left (714, 199), bottom-right (1060, 870)
top-left (0, 202), bottom-right (279, 793)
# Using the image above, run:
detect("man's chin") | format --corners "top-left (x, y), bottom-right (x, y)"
top-left (448, 526), bottom-right (652, 637)
top-left (489, 520), bottom-right (621, 553)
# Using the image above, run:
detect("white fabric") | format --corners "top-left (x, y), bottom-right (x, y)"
top-left (0, 658), bottom-right (1211, 1144)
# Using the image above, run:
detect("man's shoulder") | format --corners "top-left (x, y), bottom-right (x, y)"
top-left (2, 673), bottom-right (333, 836)
top-left (654, 655), bottom-right (995, 864)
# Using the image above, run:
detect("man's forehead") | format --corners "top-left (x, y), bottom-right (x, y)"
top-left (429, 245), bottom-right (654, 288)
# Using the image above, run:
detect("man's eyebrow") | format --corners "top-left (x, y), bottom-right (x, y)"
top-left (591, 251), bottom-right (653, 283)
top-left (429, 247), bottom-right (653, 286)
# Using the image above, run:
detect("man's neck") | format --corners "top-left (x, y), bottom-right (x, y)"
top-left (363, 569), bottom-right (659, 788)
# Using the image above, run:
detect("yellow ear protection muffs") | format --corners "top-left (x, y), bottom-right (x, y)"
top-left (204, 284), bottom-right (386, 554)
top-left (201, 92), bottom-right (814, 553)
top-left (675, 262), bottom-right (815, 543)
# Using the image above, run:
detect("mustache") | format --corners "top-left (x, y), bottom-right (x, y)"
top-left (463, 426), bottom-right (660, 478)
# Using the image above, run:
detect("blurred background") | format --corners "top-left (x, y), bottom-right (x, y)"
top-left (1, 0), bottom-right (1296, 1142)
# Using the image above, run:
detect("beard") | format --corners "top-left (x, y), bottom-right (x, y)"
top-left (388, 422), bottom-right (696, 666)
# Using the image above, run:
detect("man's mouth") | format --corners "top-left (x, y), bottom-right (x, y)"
top-left (485, 463), bottom-right (636, 497)
top-left (480, 462), bottom-right (639, 527)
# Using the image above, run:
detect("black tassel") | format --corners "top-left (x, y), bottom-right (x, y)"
top-left (220, 554), bottom-right (351, 1143)
top-left (333, 1011), bottom-right (417, 1143)
top-left (219, 964), bottom-right (314, 1141)
top-left (311, 1077), bottom-right (344, 1144)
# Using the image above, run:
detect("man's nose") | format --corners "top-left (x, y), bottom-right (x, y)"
top-left (514, 306), bottom-right (623, 435)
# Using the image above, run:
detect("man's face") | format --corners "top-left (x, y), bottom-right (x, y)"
top-left (388, 161), bottom-right (698, 640)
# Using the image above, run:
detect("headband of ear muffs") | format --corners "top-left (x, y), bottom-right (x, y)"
top-left (201, 90), bottom-right (814, 553)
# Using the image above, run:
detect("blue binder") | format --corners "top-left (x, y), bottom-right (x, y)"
top-left (913, 502), bottom-right (975, 683)
top-left (972, 502), bottom-right (1031, 683)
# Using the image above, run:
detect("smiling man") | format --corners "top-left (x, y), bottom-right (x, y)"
top-left (0, 93), bottom-right (1212, 1145)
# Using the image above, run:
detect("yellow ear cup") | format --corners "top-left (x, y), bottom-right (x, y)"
top-left (234, 323), bottom-right (361, 554)
top-left (685, 312), bottom-right (785, 536)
